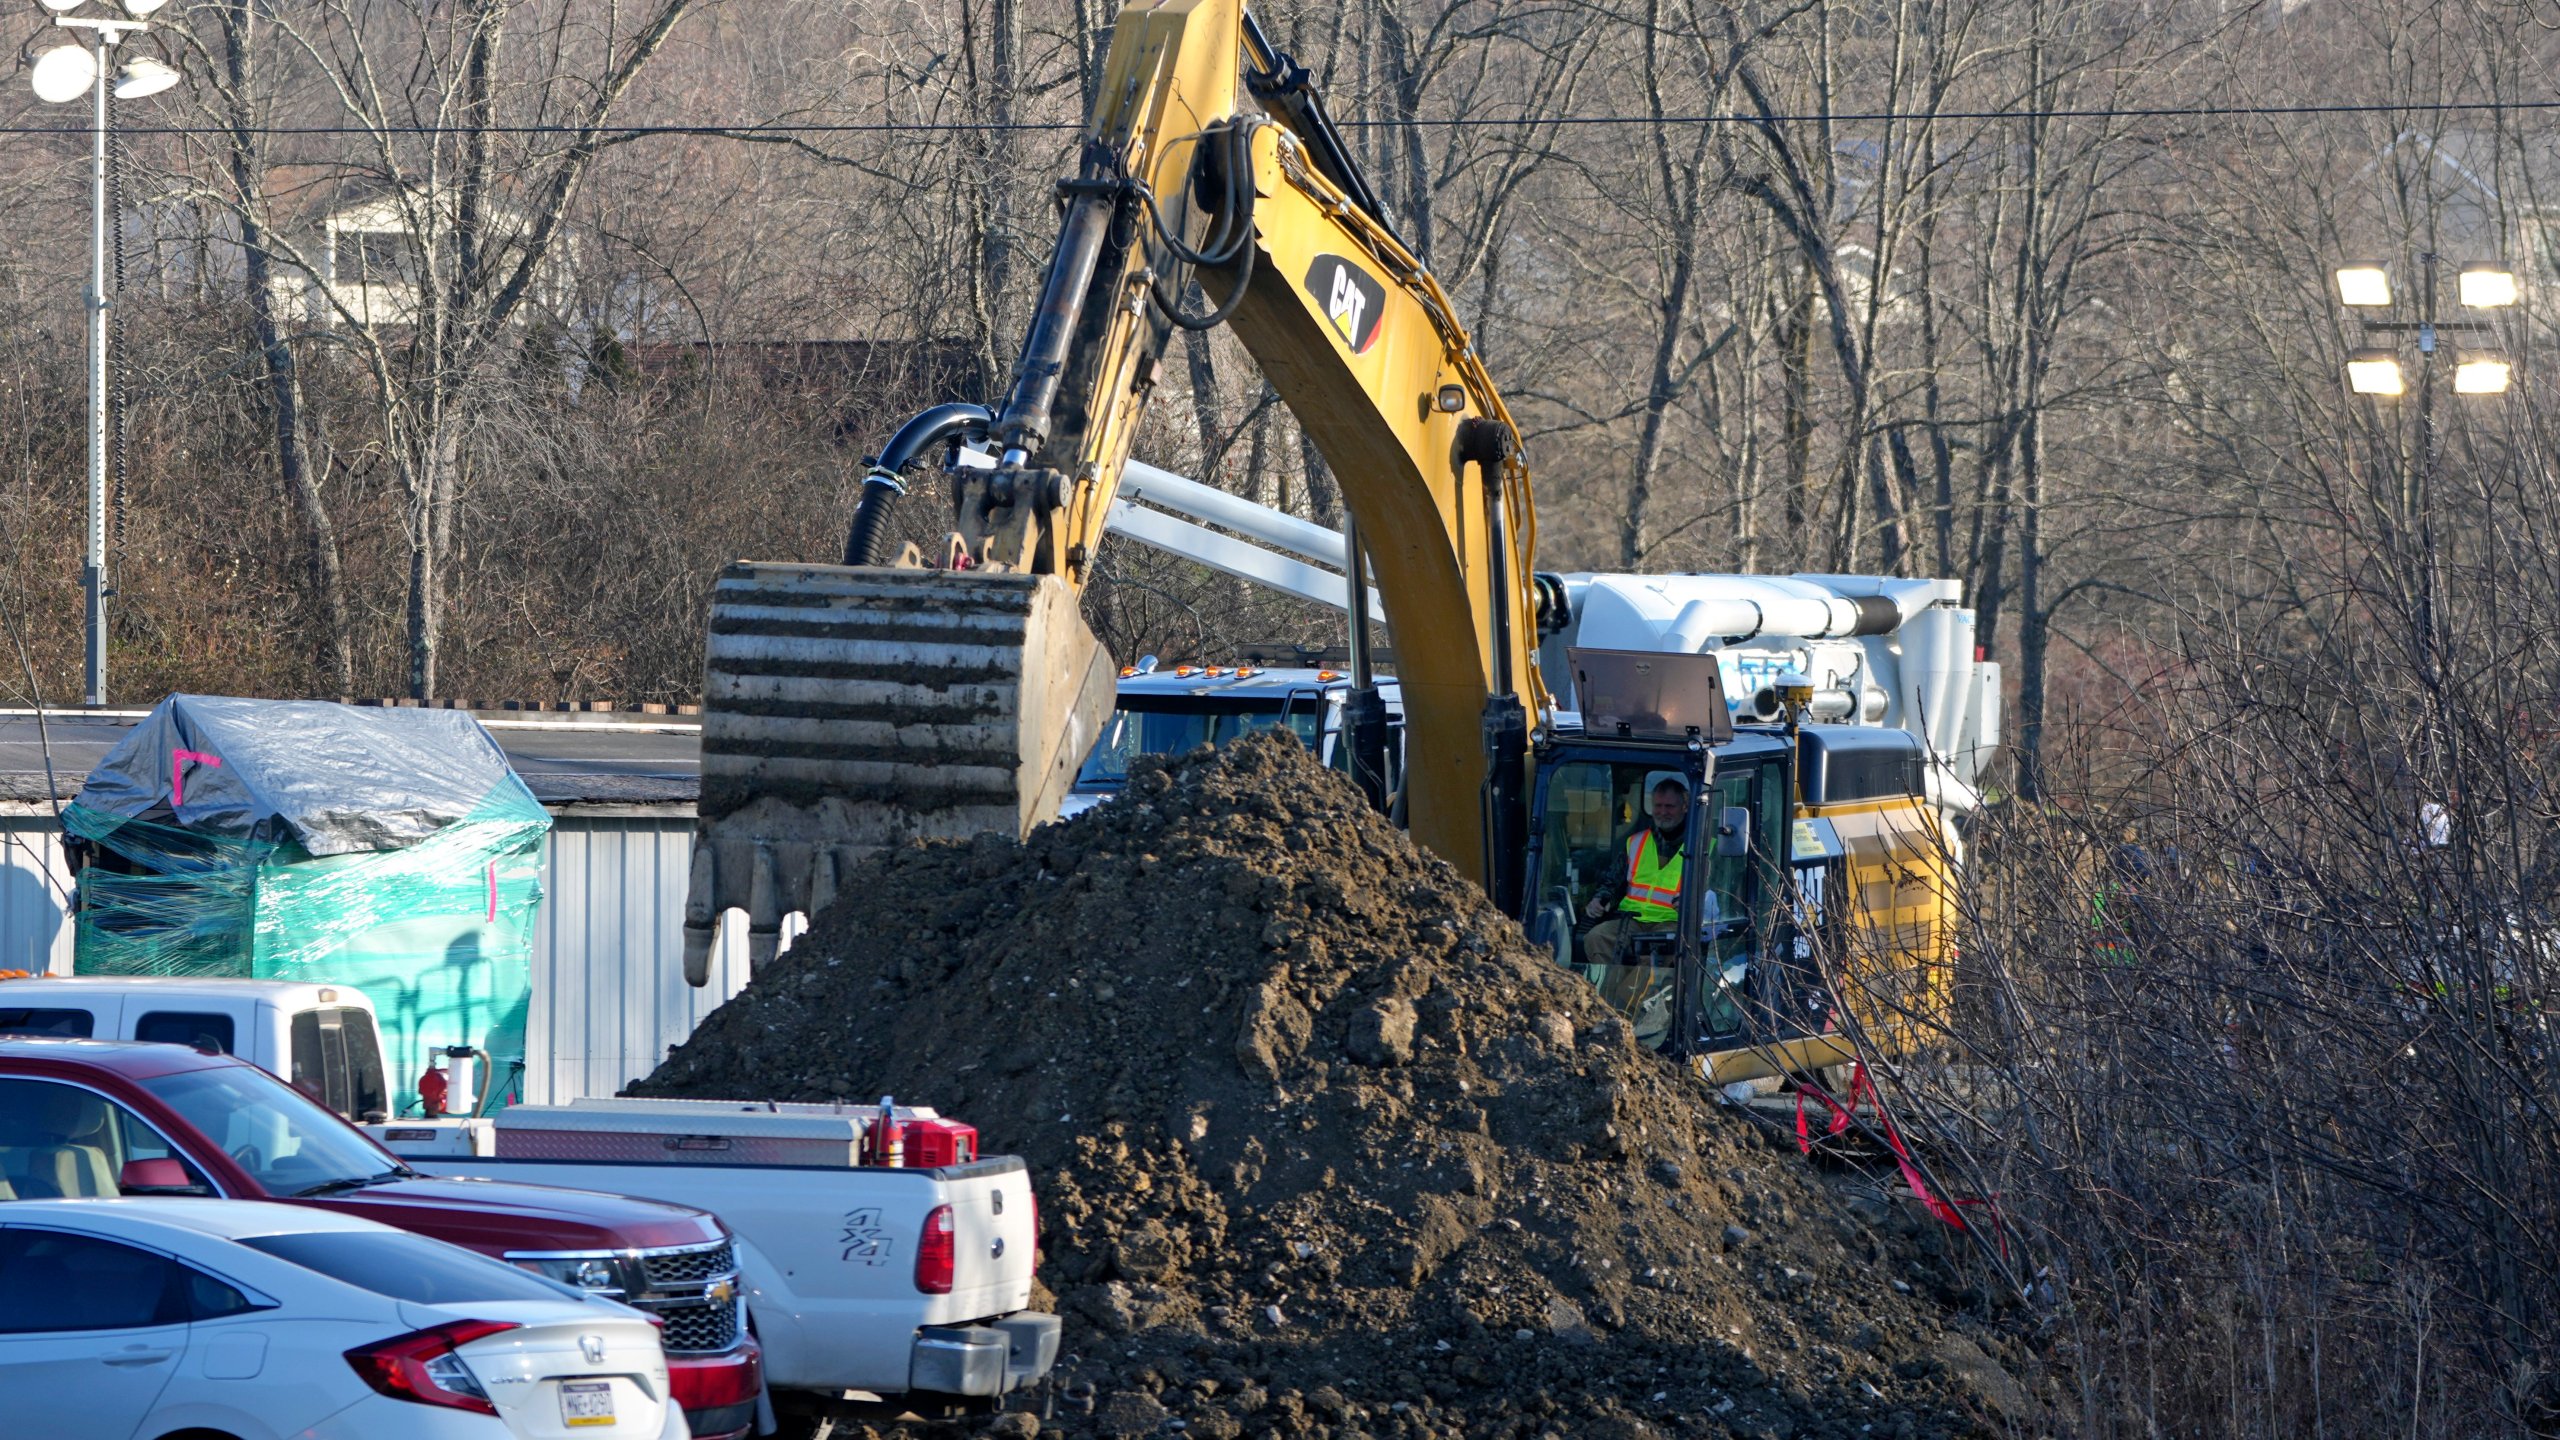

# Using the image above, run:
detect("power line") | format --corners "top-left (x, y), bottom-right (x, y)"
top-left (0, 94), bottom-right (2557, 138)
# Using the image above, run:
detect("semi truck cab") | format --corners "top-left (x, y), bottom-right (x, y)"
top-left (1067, 664), bottom-right (1405, 815)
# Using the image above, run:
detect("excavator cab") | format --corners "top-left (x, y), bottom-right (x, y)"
top-left (1523, 738), bottom-right (1787, 1055)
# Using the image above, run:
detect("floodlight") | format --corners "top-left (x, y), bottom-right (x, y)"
top-left (2459, 264), bottom-right (2518, 309)
top-left (2346, 349), bottom-right (2406, 396)
top-left (30, 44), bottom-right (97, 104)
top-left (2454, 355), bottom-right (2513, 395)
top-left (112, 57), bottom-right (176, 99)
top-left (2336, 264), bottom-right (2393, 308)
top-left (117, 0), bottom-right (169, 13)
top-left (37, 0), bottom-right (86, 12)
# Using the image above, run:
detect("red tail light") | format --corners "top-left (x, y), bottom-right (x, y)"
top-left (916, 1203), bottom-right (956, 1294)
top-left (345, 1319), bottom-right (519, 1414)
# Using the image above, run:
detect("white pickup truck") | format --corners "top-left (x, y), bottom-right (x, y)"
top-left (0, 974), bottom-right (1059, 1420)
top-left (392, 1099), bottom-right (1055, 1412)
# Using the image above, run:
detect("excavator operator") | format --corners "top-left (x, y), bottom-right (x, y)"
top-left (1581, 775), bottom-right (1695, 972)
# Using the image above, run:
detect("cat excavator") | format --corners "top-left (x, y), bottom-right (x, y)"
top-left (682, 0), bottom-right (1962, 1081)
top-left (683, 0), bottom-right (1545, 976)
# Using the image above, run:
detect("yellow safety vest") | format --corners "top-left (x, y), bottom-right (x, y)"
top-left (1620, 829), bottom-right (1683, 924)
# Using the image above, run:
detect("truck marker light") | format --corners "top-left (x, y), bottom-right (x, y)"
top-left (345, 1318), bottom-right (520, 1415)
top-left (916, 1204), bottom-right (957, 1294)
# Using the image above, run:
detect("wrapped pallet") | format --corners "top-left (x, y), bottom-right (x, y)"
top-left (63, 696), bottom-right (549, 1106)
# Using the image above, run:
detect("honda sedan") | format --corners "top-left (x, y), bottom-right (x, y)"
top-left (0, 1198), bottom-right (688, 1439)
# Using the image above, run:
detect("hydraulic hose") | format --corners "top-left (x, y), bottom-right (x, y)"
top-left (1149, 121), bottom-right (1259, 332)
top-left (842, 403), bottom-right (993, 567)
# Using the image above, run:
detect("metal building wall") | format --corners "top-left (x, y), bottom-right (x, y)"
top-left (0, 812), bottom-right (73, 975)
top-left (0, 806), bottom-right (766, 1105)
top-left (522, 811), bottom-right (759, 1106)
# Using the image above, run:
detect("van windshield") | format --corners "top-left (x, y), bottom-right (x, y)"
top-left (139, 1064), bottom-right (408, 1197)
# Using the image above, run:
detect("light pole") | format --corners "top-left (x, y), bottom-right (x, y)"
top-left (2338, 255), bottom-right (2519, 686)
top-left (28, 0), bottom-right (176, 708)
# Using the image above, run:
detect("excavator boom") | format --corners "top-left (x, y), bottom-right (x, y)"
top-left (685, 0), bottom-right (1546, 980)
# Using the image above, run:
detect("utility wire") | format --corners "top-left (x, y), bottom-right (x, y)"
top-left (1, 95), bottom-right (2559, 138)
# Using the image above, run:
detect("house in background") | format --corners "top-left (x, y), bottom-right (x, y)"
top-left (121, 166), bottom-right (566, 332)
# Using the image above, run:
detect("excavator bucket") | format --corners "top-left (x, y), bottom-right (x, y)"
top-left (680, 562), bottom-right (1118, 983)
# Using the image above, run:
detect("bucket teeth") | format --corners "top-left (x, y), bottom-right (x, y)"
top-left (681, 563), bottom-right (1117, 983)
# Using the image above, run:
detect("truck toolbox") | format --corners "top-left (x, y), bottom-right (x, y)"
top-left (494, 1096), bottom-right (974, 1167)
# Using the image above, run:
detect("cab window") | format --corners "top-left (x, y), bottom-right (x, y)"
top-left (0, 1008), bottom-right (92, 1039)
top-left (1530, 760), bottom-right (1765, 927)
top-left (1324, 714), bottom-right (1403, 796)
top-left (290, 1008), bottom-right (390, 1123)
top-left (1527, 756), bottom-right (1777, 1050)
top-left (134, 1010), bottom-right (235, 1054)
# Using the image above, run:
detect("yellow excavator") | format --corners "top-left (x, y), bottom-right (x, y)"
top-left (682, 0), bottom-right (1960, 1082)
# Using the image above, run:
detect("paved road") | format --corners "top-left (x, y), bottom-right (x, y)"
top-left (0, 712), bottom-right (701, 806)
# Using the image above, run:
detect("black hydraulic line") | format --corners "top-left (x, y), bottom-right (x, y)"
top-left (842, 403), bottom-right (993, 566)
top-left (992, 144), bottom-right (1120, 457)
top-left (1142, 121), bottom-right (1256, 271)
top-left (1461, 415), bottom-right (1529, 915)
top-left (1460, 418), bottom-right (1518, 697)
top-left (1149, 123), bottom-right (1259, 332)
top-left (1241, 10), bottom-right (1409, 254)
top-left (1341, 515), bottom-right (1390, 812)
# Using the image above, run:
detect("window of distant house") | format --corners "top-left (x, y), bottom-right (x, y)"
top-left (334, 229), bottom-right (410, 286)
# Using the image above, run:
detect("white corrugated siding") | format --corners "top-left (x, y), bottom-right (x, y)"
top-left (0, 816), bottom-right (74, 975)
top-left (0, 808), bottom-right (769, 1105)
top-left (524, 814), bottom-right (765, 1104)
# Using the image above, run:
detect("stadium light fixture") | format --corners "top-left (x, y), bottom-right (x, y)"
top-left (2335, 264), bottom-right (2393, 308)
top-left (2346, 350), bottom-right (2407, 396)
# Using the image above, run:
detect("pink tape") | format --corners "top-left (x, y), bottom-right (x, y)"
top-left (171, 750), bottom-right (222, 807)
top-left (485, 862), bottom-right (498, 922)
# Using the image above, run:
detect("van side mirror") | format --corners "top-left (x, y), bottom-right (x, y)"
top-left (1713, 806), bottom-right (1752, 858)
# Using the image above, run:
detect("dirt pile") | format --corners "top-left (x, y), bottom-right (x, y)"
top-left (637, 734), bottom-right (2032, 1440)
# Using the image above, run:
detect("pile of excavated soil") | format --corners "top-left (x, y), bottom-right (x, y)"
top-left (636, 734), bottom-right (2037, 1440)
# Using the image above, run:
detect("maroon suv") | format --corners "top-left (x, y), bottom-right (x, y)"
top-left (0, 1038), bottom-right (763, 1440)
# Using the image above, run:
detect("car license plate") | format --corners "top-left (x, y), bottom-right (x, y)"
top-left (561, 1380), bottom-right (616, 1428)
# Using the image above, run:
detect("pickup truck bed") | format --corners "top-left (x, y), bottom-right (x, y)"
top-left (403, 1150), bottom-right (1054, 1401)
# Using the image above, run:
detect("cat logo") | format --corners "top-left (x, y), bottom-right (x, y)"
top-left (1302, 254), bottom-right (1386, 355)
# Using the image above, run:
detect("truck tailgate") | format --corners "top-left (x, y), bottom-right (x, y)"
top-left (407, 1154), bottom-right (1039, 1393)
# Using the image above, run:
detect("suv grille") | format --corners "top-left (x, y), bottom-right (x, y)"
top-left (630, 1240), bottom-right (744, 1355)
top-left (656, 1299), bottom-right (743, 1353)
top-left (643, 1241), bottom-right (736, 1287)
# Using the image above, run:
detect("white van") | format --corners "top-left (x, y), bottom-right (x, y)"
top-left (0, 975), bottom-right (391, 1122)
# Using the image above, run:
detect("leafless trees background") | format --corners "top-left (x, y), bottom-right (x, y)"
top-left (3, 0), bottom-right (2558, 1429)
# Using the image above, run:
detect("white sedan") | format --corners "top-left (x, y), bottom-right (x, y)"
top-left (0, 1199), bottom-right (687, 1440)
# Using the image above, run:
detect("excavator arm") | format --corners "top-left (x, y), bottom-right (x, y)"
top-left (685, 0), bottom-right (1548, 980)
